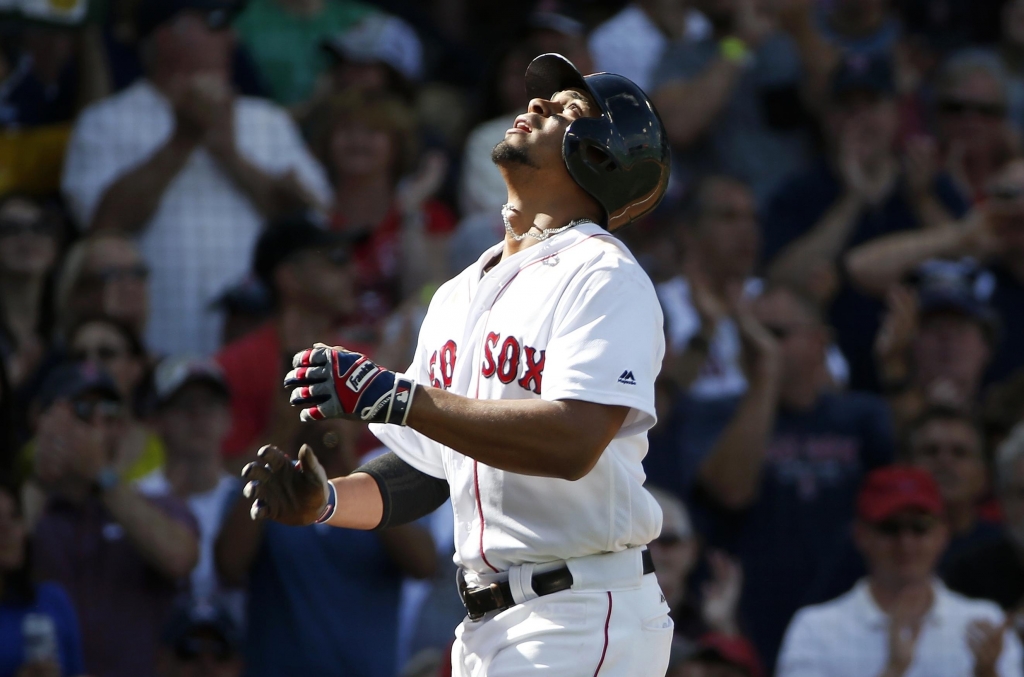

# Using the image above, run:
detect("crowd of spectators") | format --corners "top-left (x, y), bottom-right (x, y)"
top-left (1, 0), bottom-right (1024, 675)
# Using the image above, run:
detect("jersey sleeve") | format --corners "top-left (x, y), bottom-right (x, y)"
top-left (368, 336), bottom-right (447, 480)
top-left (541, 266), bottom-right (665, 437)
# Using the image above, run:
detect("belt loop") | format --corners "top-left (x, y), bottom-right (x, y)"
top-left (509, 563), bottom-right (538, 605)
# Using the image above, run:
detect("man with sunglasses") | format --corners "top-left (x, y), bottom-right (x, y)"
top-left (934, 51), bottom-right (1016, 199)
top-left (778, 466), bottom-right (1022, 677)
top-left (29, 362), bottom-right (200, 677)
top-left (806, 404), bottom-right (1003, 606)
top-left (61, 0), bottom-right (332, 357)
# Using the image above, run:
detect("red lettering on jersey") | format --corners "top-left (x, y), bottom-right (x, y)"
top-left (481, 332), bottom-right (499, 378)
top-left (497, 336), bottom-right (520, 384)
top-left (439, 340), bottom-right (457, 390)
top-left (428, 351), bottom-right (442, 389)
top-left (428, 341), bottom-right (458, 390)
top-left (518, 347), bottom-right (545, 394)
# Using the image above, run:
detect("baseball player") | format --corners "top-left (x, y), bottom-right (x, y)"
top-left (241, 53), bottom-right (673, 676)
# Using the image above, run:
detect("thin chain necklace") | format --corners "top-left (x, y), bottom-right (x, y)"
top-left (502, 204), bottom-right (589, 242)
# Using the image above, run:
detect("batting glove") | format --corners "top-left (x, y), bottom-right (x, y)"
top-left (283, 343), bottom-right (416, 425)
top-left (241, 444), bottom-right (333, 525)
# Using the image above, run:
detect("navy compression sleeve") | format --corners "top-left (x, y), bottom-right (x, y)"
top-left (355, 452), bottom-right (450, 530)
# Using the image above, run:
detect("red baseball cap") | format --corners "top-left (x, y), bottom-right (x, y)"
top-left (857, 466), bottom-right (944, 523)
top-left (695, 633), bottom-right (764, 677)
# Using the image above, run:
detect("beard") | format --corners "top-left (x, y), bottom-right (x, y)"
top-left (491, 140), bottom-right (539, 169)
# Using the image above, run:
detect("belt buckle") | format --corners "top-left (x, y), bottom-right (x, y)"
top-left (456, 569), bottom-right (486, 621)
top-left (456, 570), bottom-right (509, 621)
top-left (485, 582), bottom-right (508, 610)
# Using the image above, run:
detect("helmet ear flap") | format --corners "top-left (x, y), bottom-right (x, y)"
top-left (564, 117), bottom-right (618, 175)
top-left (563, 117), bottom-right (619, 226)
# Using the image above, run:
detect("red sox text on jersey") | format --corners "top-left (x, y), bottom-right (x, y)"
top-left (428, 337), bottom-right (545, 395)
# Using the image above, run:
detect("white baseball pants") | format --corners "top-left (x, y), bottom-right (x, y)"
top-left (451, 549), bottom-right (673, 677)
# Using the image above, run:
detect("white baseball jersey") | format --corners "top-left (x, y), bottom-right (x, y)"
top-left (370, 222), bottom-right (665, 575)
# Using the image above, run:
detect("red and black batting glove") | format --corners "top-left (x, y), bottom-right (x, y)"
top-left (283, 343), bottom-right (417, 425)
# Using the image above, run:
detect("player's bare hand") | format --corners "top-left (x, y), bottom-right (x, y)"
top-left (241, 444), bottom-right (328, 526)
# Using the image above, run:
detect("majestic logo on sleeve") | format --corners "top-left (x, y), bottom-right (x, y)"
top-left (481, 333), bottom-right (545, 394)
top-left (618, 370), bottom-right (636, 385)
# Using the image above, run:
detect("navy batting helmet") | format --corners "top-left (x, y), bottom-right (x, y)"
top-left (524, 53), bottom-right (671, 230)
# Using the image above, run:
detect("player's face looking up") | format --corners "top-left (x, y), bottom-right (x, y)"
top-left (492, 88), bottom-right (598, 171)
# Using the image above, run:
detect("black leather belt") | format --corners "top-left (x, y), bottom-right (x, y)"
top-left (457, 550), bottom-right (655, 621)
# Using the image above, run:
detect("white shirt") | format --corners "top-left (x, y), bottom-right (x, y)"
top-left (657, 275), bottom-right (850, 396)
top-left (136, 469), bottom-right (242, 613)
top-left (777, 580), bottom-right (1024, 677)
top-left (61, 80), bottom-right (332, 356)
top-left (371, 223), bottom-right (665, 574)
top-left (588, 4), bottom-right (711, 93)
top-left (656, 275), bottom-right (748, 400)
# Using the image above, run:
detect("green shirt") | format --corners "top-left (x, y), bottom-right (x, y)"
top-left (234, 0), bottom-right (374, 105)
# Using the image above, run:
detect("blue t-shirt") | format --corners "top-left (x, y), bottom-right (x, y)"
top-left (646, 390), bottom-right (895, 669)
top-left (244, 519), bottom-right (405, 677)
top-left (0, 582), bottom-right (83, 677)
top-left (761, 161), bottom-right (971, 391)
top-left (646, 394), bottom-right (732, 502)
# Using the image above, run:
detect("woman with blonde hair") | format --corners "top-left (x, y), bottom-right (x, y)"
top-left (306, 92), bottom-right (455, 326)
top-left (54, 231), bottom-right (148, 339)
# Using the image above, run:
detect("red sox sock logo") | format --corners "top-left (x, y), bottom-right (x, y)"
top-left (428, 335), bottom-right (545, 394)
